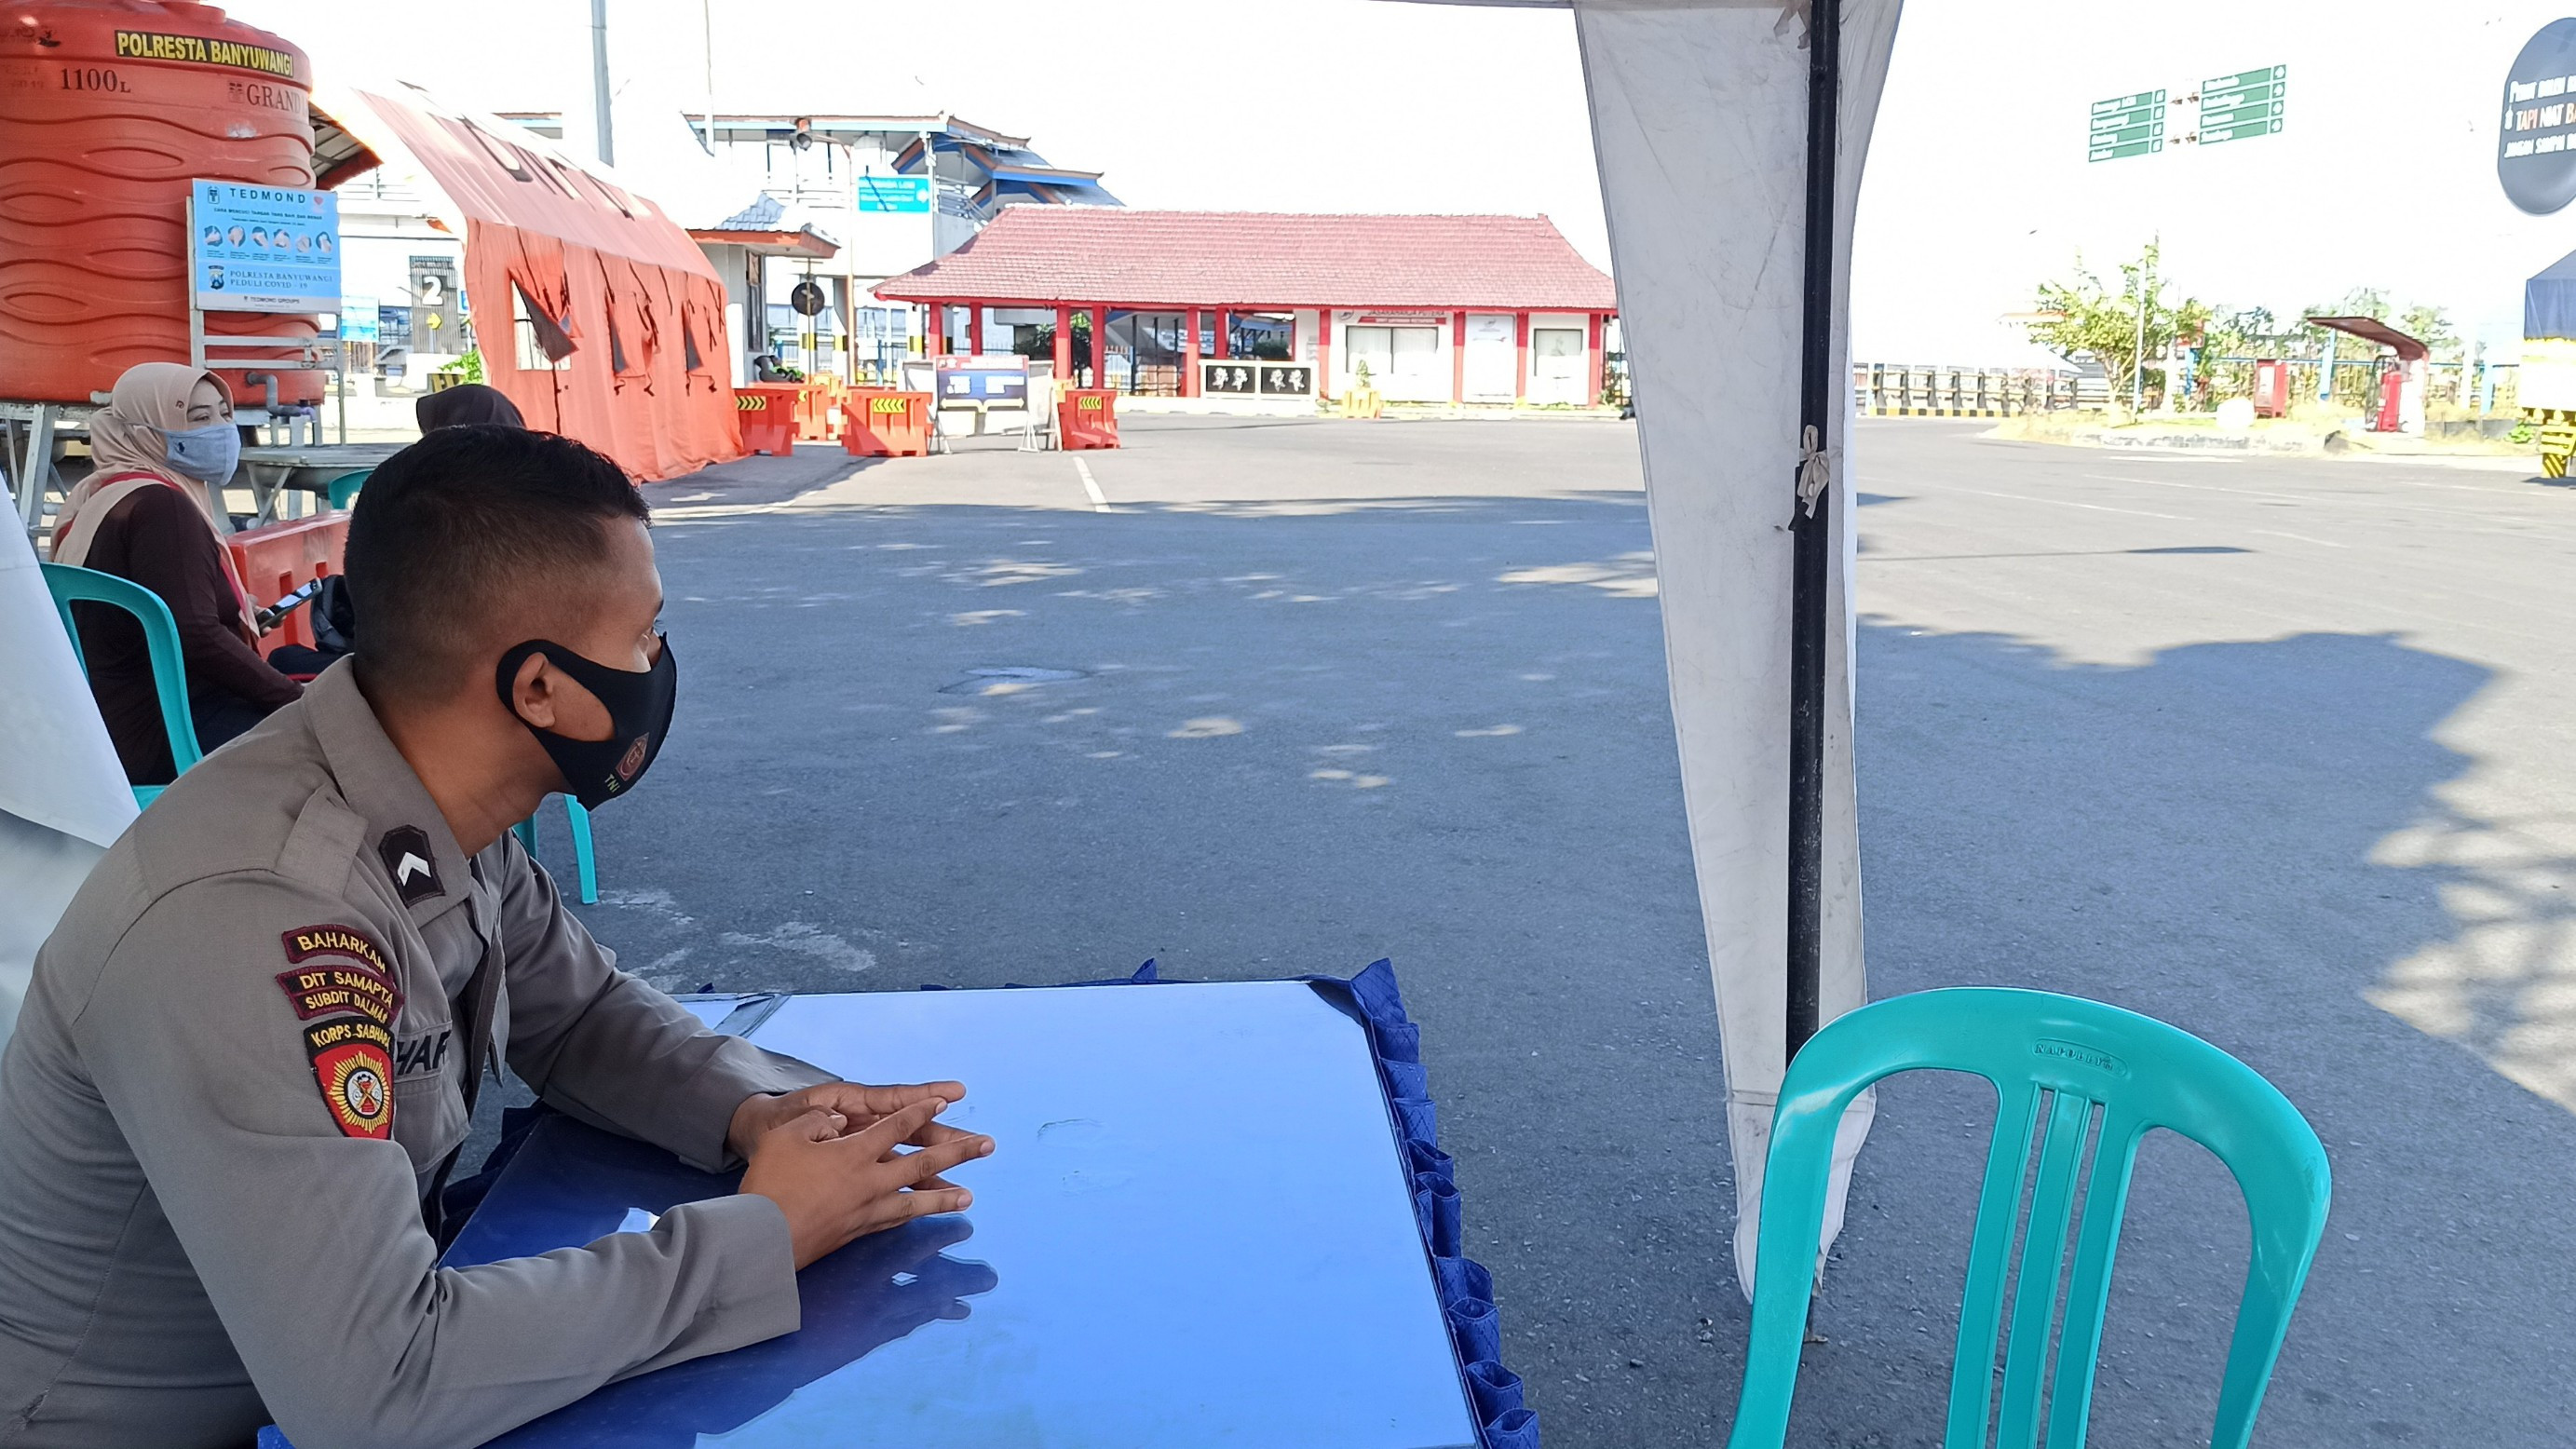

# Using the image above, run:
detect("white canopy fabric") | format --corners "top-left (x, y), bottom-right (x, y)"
top-left (1405, 0), bottom-right (1903, 1293)
top-left (0, 522), bottom-right (137, 1047)
top-left (1576, 0), bottom-right (1904, 1296)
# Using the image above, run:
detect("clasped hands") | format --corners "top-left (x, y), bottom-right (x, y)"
top-left (730, 1081), bottom-right (996, 1268)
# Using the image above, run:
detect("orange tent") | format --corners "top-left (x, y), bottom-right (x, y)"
top-left (316, 85), bottom-right (740, 481)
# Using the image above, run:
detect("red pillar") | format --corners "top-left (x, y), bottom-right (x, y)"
top-left (1512, 312), bottom-right (1529, 403)
top-left (1585, 313), bottom-right (1607, 408)
top-left (967, 305), bottom-right (983, 357)
top-left (925, 302), bottom-right (944, 358)
top-left (1098, 306), bottom-right (1118, 391)
top-left (1214, 309), bottom-right (1231, 360)
top-left (1451, 310), bottom-right (1468, 405)
top-left (1315, 311), bottom-right (1333, 399)
top-left (1183, 305), bottom-right (1202, 398)
top-left (1054, 305), bottom-right (1072, 381)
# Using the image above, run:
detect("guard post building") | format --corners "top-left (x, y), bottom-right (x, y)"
top-left (874, 210), bottom-right (1616, 408)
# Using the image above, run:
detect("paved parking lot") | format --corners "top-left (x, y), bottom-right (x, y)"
top-left (504, 416), bottom-right (2575, 1446)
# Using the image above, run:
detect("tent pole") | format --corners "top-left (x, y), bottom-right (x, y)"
top-left (1787, 0), bottom-right (1842, 1062)
top-left (590, 0), bottom-right (616, 168)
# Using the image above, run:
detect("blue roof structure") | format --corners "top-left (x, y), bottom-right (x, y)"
top-left (892, 135), bottom-right (1121, 216)
top-left (2528, 247), bottom-right (2576, 339)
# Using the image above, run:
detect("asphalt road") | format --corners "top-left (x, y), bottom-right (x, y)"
top-left (496, 416), bottom-right (2574, 1447)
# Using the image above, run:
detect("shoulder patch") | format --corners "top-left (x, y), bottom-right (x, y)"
top-left (276, 964), bottom-right (399, 1026)
top-left (281, 924), bottom-right (392, 976)
top-left (305, 1018), bottom-right (395, 1139)
top-left (378, 826), bottom-right (443, 907)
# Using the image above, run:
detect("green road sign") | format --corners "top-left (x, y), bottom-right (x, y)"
top-left (2089, 122), bottom-right (2162, 147)
top-left (2202, 102), bottom-right (2278, 129)
top-left (2088, 88), bottom-right (2166, 160)
top-left (2204, 65), bottom-right (2286, 98)
top-left (2089, 138), bottom-right (2164, 162)
top-left (2200, 65), bottom-right (2285, 144)
top-left (2092, 89), bottom-right (2165, 114)
top-left (2202, 118), bottom-right (2284, 143)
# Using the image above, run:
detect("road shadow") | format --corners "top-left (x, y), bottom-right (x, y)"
top-left (510, 495), bottom-right (2576, 1449)
top-left (645, 447), bottom-right (888, 511)
top-left (1804, 621), bottom-right (2576, 1448)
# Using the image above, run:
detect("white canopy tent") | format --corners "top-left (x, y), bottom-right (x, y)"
top-left (1399, 0), bottom-right (1904, 1293)
top-left (0, 523), bottom-right (140, 1050)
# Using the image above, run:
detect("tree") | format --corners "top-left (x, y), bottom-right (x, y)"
top-left (2399, 304), bottom-right (2458, 357)
top-left (2297, 288), bottom-right (2460, 361)
top-left (2024, 242), bottom-right (2191, 412)
top-left (2304, 286), bottom-right (2392, 324)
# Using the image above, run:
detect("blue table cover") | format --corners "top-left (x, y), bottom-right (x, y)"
top-left (266, 967), bottom-right (1536, 1449)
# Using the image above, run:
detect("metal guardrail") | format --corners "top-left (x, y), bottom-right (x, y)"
top-left (1852, 364), bottom-right (2083, 417)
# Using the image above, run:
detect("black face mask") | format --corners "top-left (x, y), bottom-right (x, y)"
top-left (495, 635), bottom-right (677, 809)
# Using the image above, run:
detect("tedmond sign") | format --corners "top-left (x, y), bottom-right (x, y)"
top-left (2501, 19), bottom-right (2576, 214)
top-left (190, 181), bottom-right (341, 312)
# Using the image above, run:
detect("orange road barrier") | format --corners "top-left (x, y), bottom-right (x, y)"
top-left (842, 390), bottom-right (934, 457)
top-left (1061, 389), bottom-right (1119, 450)
top-left (735, 385), bottom-right (802, 456)
top-left (225, 512), bottom-right (348, 657)
top-left (794, 379), bottom-right (845, 441)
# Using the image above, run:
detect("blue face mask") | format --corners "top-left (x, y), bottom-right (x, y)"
top-left (163, 423), bottom-right (239, 483)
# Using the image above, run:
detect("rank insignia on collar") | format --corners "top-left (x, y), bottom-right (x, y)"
top-left (378, 825), bottom-right (442, 907)
top-left (304, 1018), bottom-right (395, 1139)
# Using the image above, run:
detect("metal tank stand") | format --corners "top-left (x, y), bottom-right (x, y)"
top-left (2, 399), bottom-right (100, 542)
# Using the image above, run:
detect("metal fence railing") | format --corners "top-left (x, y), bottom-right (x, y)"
top-left (1851, 364), bottom-right (2085, 416)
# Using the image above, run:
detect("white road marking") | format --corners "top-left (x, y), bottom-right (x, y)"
top-left (1944, 486), bottom-right (2184, 521)
top-left (1072, 458), bottom-right (1109, 513)
top-left (2248, 528), bottom-right (2351, 548)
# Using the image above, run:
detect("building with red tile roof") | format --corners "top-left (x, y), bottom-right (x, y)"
top-left (875, 209), bottom-right (1617, 406)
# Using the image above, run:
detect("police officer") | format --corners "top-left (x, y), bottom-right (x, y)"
top-left (0, 426), bottom-right (995, 1448)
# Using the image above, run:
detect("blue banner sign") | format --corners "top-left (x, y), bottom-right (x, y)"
top-left (934, 355), bottom-right (1029, 406)
top-left (335, 295), bottom-right (379, 343)
top-left (190, 180), bottom-right (342, 313)
top-left (854, 174), bottom-right (931, 214)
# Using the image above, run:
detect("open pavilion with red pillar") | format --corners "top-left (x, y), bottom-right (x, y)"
top-left (874, 209), bottom-right (1616, 409)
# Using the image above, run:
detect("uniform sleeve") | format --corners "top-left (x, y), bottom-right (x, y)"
top-left (74, 874), bottom-right (804, 1449)
top-left (492, 836), bottom-right (834, 1172)
top-left (118, 486), bottom-right (302, 710)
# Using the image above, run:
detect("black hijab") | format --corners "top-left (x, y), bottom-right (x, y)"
top-left (415, 383), bottom-right (525, 431)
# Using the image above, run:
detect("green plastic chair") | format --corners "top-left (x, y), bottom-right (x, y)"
top-left (43, 562), bottom-right (204, 809)
top-left (324, 469), bottom-right (371, 511)
top-left (512, 796), bottom-right (598, 904)
top-left (1729, 987), bottom-right (2331, 1449)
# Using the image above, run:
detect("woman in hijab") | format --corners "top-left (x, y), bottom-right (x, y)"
top-left (414, 383), bottom-right (524, 431)
top-left (51, 362), bottom-right (300, 785)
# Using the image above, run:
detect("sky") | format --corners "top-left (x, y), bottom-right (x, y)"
top-left (227, 0), bottom-right (2575, 363)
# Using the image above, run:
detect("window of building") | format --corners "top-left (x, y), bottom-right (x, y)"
top-left (1348, 324), bottom-right (1441, 396)
top-left (513, 283), bottom-right (574, 372)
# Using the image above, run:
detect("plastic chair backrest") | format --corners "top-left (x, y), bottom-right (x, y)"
top-left (43, 562), bottom-right (205, 802)
top-left (1729, 987), bottom-right (2330, 1449)
top-left (324, 469), bottom-right (370, 510)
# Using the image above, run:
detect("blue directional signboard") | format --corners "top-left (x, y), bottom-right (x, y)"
top-left (855, 174), bottom-right (931, 213)
top-left (2200, 65), bottom-right (2287, 144)
top-left (2089, 89), bottom-right (2166, 162)
top-left (189, 180), bottom-right (341, 313)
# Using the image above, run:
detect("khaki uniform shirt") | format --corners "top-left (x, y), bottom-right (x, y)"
top-left (0, 661), bottom-right (832, 1449)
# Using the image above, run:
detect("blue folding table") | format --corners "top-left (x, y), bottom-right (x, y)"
top-left (428, 970), bottom-right (1535, 1448)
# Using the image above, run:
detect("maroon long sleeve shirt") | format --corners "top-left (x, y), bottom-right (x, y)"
top-left (67, 483), bottom-right (301, 784)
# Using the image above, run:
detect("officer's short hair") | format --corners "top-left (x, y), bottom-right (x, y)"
top-left (345, 425), bottom-right (650, 701)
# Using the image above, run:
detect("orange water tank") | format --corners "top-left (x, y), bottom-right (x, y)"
top-left (0, 1), bottom-right (320, 405)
